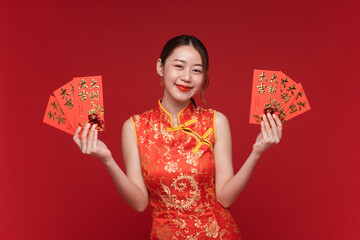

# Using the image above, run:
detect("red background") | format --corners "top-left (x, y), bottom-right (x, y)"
top-left (1, 0), bottom-right (359, 239)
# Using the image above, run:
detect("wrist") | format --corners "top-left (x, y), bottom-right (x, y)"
top-left (102, 155), bottom-right (114, 166)
top-left (251, 149), bottom-right (263, 158)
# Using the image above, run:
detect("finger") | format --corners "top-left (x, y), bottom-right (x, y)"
top-left (81, 123), bottom-right (91, 153)
top-left (73, 126), bottom-right (82, 148)
top-left (263, 114), bottom-right (272, 139)
top-left (92, 129), bottom-right (98, 151)
top-left (267, 113), bottom-right (280, 142)
top-left (273, 114), bottom-right (283, 139)
top-left (261, 116), bottom-right (270, 140)
top-left (87, 124), bottom-right (96, 154)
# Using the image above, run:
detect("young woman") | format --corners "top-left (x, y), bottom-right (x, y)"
top-left (73, 35), bottom-right (283, 239)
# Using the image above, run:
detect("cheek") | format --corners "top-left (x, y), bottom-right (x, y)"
top-left (163, 68), bottom-right (178, 80)
top-left (196, 77), bottom-right (205, 88)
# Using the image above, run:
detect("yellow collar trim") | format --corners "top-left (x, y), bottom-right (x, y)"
top-left (158, 100), bottom-right (213, 154)
top-left (158, 100), bottom-right (191, 127)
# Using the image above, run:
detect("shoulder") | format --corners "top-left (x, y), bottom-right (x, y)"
top-left (123, 118), bottom-right (133, 130)
top-left (122, 117), bottom-right (141, 147)
top-left (214, 111), bottom-right (231, 142)
top-left (215, 111), bottom-right (229, 126)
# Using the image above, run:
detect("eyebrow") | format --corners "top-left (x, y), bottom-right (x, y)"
top-left (173, 59), bottom-right (203, 67)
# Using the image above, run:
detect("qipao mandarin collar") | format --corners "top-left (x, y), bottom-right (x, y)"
top-left (156, 100), bottom-right (196, 128)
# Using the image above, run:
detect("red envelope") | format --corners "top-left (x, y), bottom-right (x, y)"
top-left (249, 69), bottom-right (285, 124)
top-left (277, 72), bottom-right (301, 119)
top-left (278, 72), bottom-right (301, 108)
top-left (285, 83), bottom-right (311, 120)
top-left (43, 95), bottom-right (75, 135)
top-left (250, 69), bottom-right (310, 124)
top-left (53, 76), bottom-right (105, 132)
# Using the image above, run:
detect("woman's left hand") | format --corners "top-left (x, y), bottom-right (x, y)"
top-left (253, 113), bottom-right (283, 154)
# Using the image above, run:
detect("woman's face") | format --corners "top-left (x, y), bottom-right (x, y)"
top-left (157, 45), bottom-right (204, 104)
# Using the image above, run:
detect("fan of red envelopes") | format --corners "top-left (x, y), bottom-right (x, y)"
top-left (43, 76), bottom-right (105, 134)
top-left (249, 69), bottom-right (310, 124)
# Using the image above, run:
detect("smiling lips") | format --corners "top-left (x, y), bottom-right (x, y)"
top-left (176, 84), bottom-right (192, 92)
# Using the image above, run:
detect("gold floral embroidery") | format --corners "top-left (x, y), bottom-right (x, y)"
top-left (173, 217), bottom-right (187, 230)
top-left (205, 218), bottom-right (220, 238)
top-left (145, 139), bottom-right (156, 151)
top-left (154, 223), bottom-right (174, 240)
top-left (157, 174), bottom-right (201, 213)
top-left (158, 145), bottom-right (171, 159)
top-left (153, 121), bottom-right (174, 143)
top-left (164, 161), bottom-right (179, 173)
top-left (133, 102), bottom-right (240, 240)
top-left (185, 149), bottom-right (203, 166)
top-left (140, 153), bottom-right (158, 181)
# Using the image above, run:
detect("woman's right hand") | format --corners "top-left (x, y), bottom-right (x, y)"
top-left (73, 123), bottom-right (112, 164)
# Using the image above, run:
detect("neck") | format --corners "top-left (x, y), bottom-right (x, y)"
top-left (161, 96), bottom-right (190, 126)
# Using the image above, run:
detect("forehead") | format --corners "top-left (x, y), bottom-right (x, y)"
top-left (168, 45), bottom-right (202, 63)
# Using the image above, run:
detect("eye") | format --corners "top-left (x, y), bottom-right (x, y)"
top-left (193, 69), bottom-right (203, 74)
top-left (175, 65), bottom-right (183, 69)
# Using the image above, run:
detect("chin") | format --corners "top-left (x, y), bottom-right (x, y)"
top-left (174, 97), bottom-right (192, 104)
top-left (164, 88), bottom-right (194, 104)
top-left (176, 92), bottom-right (195, 102)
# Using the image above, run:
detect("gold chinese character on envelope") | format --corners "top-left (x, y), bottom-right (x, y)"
top-left (43, 95), bottom-right (75, 134)
top-left (249, 69), bottom-right (310, 124)
top-left (43, 76), bottom-right (105, 134)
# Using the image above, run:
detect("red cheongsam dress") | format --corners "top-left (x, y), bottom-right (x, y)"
top-left (131, 100), bottom-right (241, 240)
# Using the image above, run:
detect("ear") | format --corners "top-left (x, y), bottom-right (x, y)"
top-left (156, 58), bottom-right (163, 77)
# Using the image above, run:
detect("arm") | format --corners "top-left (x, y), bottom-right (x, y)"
top-left (214, 112), bottom-right (282, 208)
top-left (73, 120), bottom-right (149, 212)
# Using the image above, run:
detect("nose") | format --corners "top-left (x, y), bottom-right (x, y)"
top-left (181, 69), bottom-right (191, 82)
